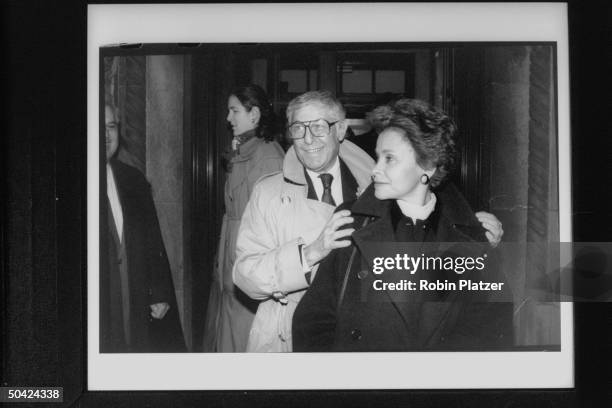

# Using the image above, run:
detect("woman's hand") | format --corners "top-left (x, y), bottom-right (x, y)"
top-left (304, 210), bottom-right (354, 267)
top-left (475, 211), bottom-right (503, 248)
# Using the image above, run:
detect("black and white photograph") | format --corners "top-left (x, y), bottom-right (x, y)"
top-left (100, 42), bottom-right (559, 355)
top-left (87, 3), bottom-right (573, 390)
top-left (7, 1), bottom-right (612, 406)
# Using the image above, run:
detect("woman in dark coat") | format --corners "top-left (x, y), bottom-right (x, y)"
top-left (293, 99), bottom-right (513, 352)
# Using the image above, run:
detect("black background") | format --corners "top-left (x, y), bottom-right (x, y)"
top-left (3, 1), bottom-right (612, 407)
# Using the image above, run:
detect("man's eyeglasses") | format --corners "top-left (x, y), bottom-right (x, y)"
top-left (287, 119), bottom-right (339, 140)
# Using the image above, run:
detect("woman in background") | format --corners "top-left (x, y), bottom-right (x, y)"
top-left (203, 84), bottom-right (285, 352)
top-left (293, 98), bottom-right (513, 351)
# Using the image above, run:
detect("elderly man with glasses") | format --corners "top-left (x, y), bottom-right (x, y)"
top-left (232, 90), bottom-right (502, 352)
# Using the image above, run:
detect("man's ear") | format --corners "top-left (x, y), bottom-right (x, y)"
top-left (249, 106), bottom-right (261, 125)
top-left (336, 119), bottom-right (348, 141)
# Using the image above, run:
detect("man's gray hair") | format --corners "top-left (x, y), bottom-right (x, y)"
top-left (286, 90), bottom-right (346, 123)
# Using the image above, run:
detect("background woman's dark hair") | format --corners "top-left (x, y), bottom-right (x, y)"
top-left (230, 84), bottom-right (279, 142)
top-left (373, 98), bottom-right (458, 188)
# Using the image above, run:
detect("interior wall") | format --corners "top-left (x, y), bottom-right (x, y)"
top-left (453, 45), bottom-right (560, 347)
top-left (145, 55), bottom-right (189, 350)
top-left (483, 47), bottom-right (532, 345)
top-left (190, 50), bottom-right (237, 351)
top-left (458, 46), bottom-right (559, 347)
top-left (523, 45), bottom-right (560, 345)
top-left (413, 50), bottom-right (432, 102)
top-left (485, 47), bottom-right (531, 245)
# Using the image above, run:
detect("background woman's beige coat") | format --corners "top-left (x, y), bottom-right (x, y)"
top-left (203, 137), bottom-right (284, 352)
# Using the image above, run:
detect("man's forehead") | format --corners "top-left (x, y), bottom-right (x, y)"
top-left (291, 102), bottom-right (334, 120)
top-left (105, 106), bottom-right (117, 122)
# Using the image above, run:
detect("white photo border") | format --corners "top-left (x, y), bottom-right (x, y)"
top-left (88, 3), bottom-right (573, 390)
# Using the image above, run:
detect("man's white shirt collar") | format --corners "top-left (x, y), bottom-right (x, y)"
top-left (106, 164), bottom-right (124, 242)
top-left (305, 157), bottom-right (343, 206)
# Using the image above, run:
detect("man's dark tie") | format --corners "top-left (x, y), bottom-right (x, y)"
top-left (319, 173), bottom-right (336, 206)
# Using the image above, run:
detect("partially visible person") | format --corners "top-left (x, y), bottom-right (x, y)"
top-left (202, 84), bottom-right (285, 352)
top-left (293, 98), bottom-right (513, 352)
top-left (101, 103), bottom-right (186, 353)
top-left (348, 93), bottom-right (395, 159)
top-left (356, 102), bottom-right (503, 246)
top-left (233, 91), bottom-right (505, 352)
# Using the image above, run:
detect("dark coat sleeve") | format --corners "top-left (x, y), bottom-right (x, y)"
top-left (450, 251), bottom-right (514, 349)
top-left (424, 182), bottom-right (514, 350)
top-left (292, 248), bottom-right (341, 352)
top-left (112, 160), bottom-right (186, 352)
top-left (442, 302), bottom-right (514, 349)
top-left (141, 186), bottom-right (175, 305)
top-left (293, 201), bottom-right (359, 351)
top-left (139, 185), bottom-right (186, 352)
top-left (424, 248), bottom-right (514, 350)
top-left (114, 161), bottom-right (175, 304)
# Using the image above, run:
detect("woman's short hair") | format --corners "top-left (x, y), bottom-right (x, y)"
top-left (230, 84), bottom-right (278, 142)
top-left (373, 98), bottom-right (457, 188)
top-left (285, 90), bottom-right (346, 123)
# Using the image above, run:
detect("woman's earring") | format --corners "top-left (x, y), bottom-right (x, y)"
top-left (420, 174), bottom-right (430, 185)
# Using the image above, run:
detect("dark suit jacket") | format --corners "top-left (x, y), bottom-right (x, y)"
top-left (100, 159), bottom-right (185, 352)
top-left (293, 182), bottom-right (513, 352)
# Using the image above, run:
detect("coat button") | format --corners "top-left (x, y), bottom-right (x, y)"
top-left (350, 328), bottom-right (362, 340)
top-left (357, 269), bottom-right (368, 280)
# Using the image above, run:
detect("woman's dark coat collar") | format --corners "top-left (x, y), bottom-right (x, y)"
top-left (352, 182), bottom-right (482, 226)
top-left (349, 182), bottom-right (486, 245)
